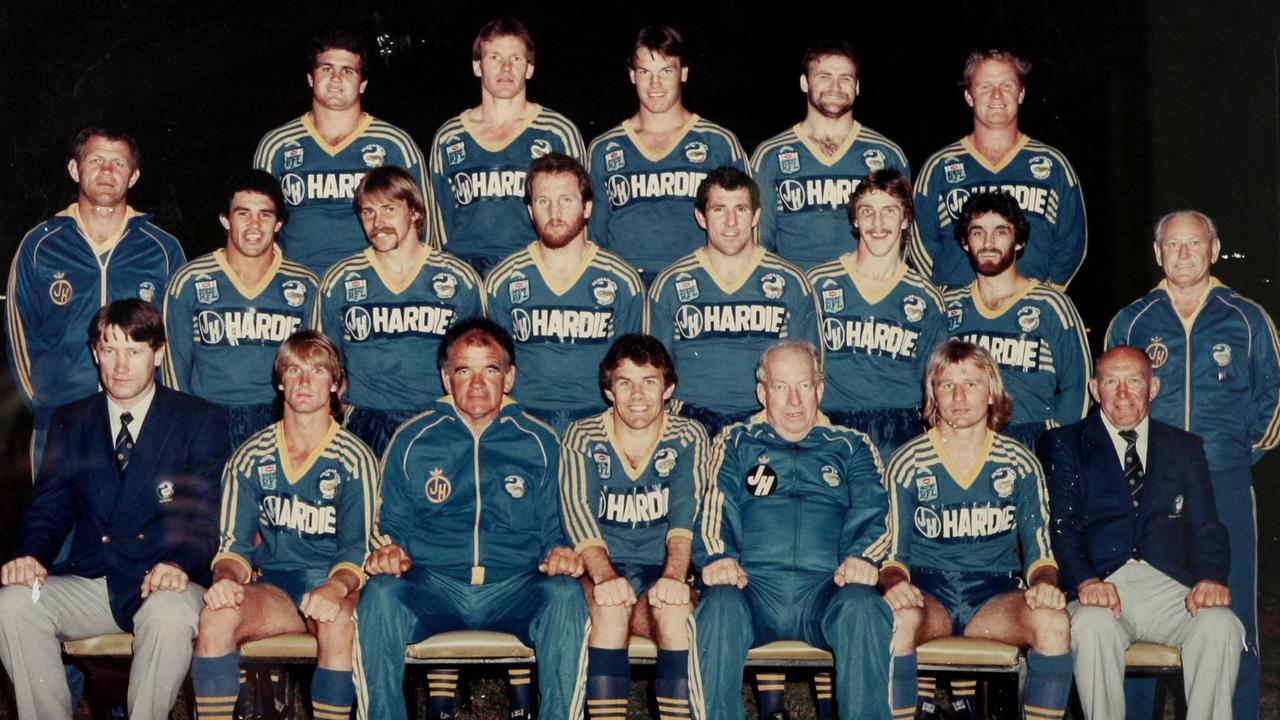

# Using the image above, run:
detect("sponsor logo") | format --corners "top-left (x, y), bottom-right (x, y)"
top-left (509, 307), bottom-right (613, 343)
top-left (745, 463), bottom-right (778, 496)
top-left (944, 158), bottom-right (966, 184)
top-left (822, 287), bottom-right (844, 313)
top-left (605, 145), bottom-right (625, 172)
top-left (592, 443), bottom-right (612, 479)
top-left (280, 172), bottom-right (366, 205)
top-left (946, 300), bottom-right (964, 330)
top-left (824, 317), bottom-right (920, 360)
top-left (674, 303), bottom-right (787, 340)
top-left (776, 176), bottom-right (861, 212)
top-left (318, 468), bottom-right (341, 500)
top-left (425, 468), bottom-right (451, 503)
top-left (281, 174), bottom-right (305, 206)
top-left (504, 475), bottom-right (526, 498)
top-left (918, 503), bottom-right (1018, 541)
top-left (944, 184), bottom-right (1055, 220)
top-left (450, 170), bottom-right (526, 206)
top-left (914, 506), bottom-right (941, 538)
top-left (1145, 338), bottom-right (1169, 369)
top-left (446, 139), bottom-right (466, 166)
top-left (258, 462), bottom-right (277, 491)
top-left (432, 272), bottom-right (457, 299)
top-left (261, 495), bottom-right (337, 535)
top-left (606, 171), bottom-right (706, 207)
top-left (945, 188), bottom-right (972, 218)
top-left (597, 483), bottom-right (670, 527)
top-left (197, 310), bottom-right (302, 346)
top-left (195, 278), bottom-right (219, 304)
top-left (956, 331), bottom-right (1043, 372)
top-left (282, 279), bottom-right (307, 307)
top-left (342, 303), bottom-right (455, 342)
top-left (508, 276), bottom-right (530, 304)
top-left (137, 281), bottom-right (156, 303)
top-left (917, 474), bottom-right (938, 502)
top-left (49, 272), bottom-right (73, 305)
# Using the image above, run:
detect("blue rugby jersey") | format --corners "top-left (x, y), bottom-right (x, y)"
top-left (317, 248), bottom-right (484, 411)
top-left (484, 243), bottom-right (645, 413)
top-left (254, 113), bottom-right (429, 276)
top-left (807, 258), bottom-right (946, 413)
top-left (751, 123), bottom-right (909, 269)
top-left (163, 249), bottom-right (317, 406)
top-left (587, 115), bottom-right (746, 276)
top-left (6, 206), bottom-right (185, 421)
top-left (428, 106), bottom-right (584, 263)
top-left (910, 135), bottom-right (1086, 289)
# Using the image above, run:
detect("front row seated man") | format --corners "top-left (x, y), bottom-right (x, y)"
top-left (191, 331), bottom-right (378, 720)
top-left (1041, 345), bottom-right (1242, 720)
top-left (0, 299), bottom-right (230, 720)
top-left (559, 334), bottom-right (709, 719)
top-left (354, 317), bottom-right (588, 720)
top-left (692, 339), bottom-right (893, 720)
top-left (881, 340), bottom-right (1071, 720)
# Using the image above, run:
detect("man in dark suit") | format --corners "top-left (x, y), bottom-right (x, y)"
top-left (1040, 345), bottom-right (1242, 720)
top-left (0, 299), bottom-right (230, 720)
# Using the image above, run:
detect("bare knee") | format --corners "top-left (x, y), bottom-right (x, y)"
top-left (196, 606), bottom-right (243, 656)
top-left (1029, 607), bottom-right (1071, 655)
top-left (650, 601), bottom-right (693, 650)
top-left (588, 602), bottom-right (632, 648)
top-left (314, 608), bottom-right (357, 669)
top-left (892, 606), bottom-right (924, 654)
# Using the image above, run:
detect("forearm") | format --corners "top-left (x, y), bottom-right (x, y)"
top-left (582, 546), bottom-right (619, 584)
top-left (661, 537), bottom-right (692, 581)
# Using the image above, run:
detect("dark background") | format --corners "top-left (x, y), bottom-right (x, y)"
top-left (0, 0), bottom-right (1277, 705)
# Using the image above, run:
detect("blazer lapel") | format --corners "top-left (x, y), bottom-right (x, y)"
top-left (1083, 411), bottom-right (1124, 485)
top-left (92, 395), bottom-right (123, 514)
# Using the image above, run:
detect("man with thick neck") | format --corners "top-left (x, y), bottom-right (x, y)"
top-left (1107, 211), bottom-right (1280, 720)
top-left (943, 190), bottom-right (1090, 451)
top-left (485, 153), bottom-right (644, 435)
top-left (6, 128), bottom-right (186, 471)
top-left (354, 318), bottom-right (588, 720)
top-left (587, 25), bottom-right (747, 282)
top-left (164, 170), bottom-right (318, 447)
top-left (649, 167), bottom-right (820, 437)
top-left (429, 17), bottom-right (585, 275)
top-left (317, 165), bottom-right (482, 456)
top-left (751, 41), bottom-right (909, 270)
top-left (910, 50), bottom-right (1086, 289)
top-left (255, 30), bottom-right (428, 277)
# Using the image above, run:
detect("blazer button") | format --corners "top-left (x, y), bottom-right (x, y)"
top-left (136, 533), bottom-right (146, 541)
top-left (101, 535), bottom-right (110, 544)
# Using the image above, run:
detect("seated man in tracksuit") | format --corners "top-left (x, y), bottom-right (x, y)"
top-left (691, 339), bottom-right (894, 720)
top-left (354, 317), bottom-right (588, 720)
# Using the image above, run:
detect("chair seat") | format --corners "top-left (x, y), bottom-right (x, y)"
top-left (242, 633), bottom-right (317, 659)
top-left (1125, 642), bottom-right (1181, 668)
top-left (918, 637), bottom-right (1022, 668)
top-left (63, 633), bottom-right (134, 657)
top-left (406, 630), bottom-right (535, 660)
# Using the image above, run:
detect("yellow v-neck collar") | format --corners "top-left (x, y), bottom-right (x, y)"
top-left (458, 104), bottom-right (543, 153)
top-left (302, 112), bottom-right (373, 156)
top-left (213, 247), bottom-right (282, 300)
top-left (842, 254), bottom-right (906, 305)
top-left (960, 133), bottom-right (1028, 173)
top-left (60, 203), bottom-right (142, 256)
top-left (930, 427), bottom-right (993, 490)
top-left (793, 121), bottom-right (863, 168)
top-left (364, 246), bottom-right (429, 295)
top-left (604, 412), bottom-right (668, 482)
top-left (622, 113), bottom-right (700, 162)
top-left (276, 419), bottom-right (340, 485)
top-left (529, 241), bottom-right (598, 296)
top-left (695, 245), bottom-right (765, 294)
top-left (972, 279), bottom-right (1037, 320)
top-left (1157, 277), bottom-right (1222, 332)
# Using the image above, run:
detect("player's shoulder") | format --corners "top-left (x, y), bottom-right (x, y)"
top-left (229, 423), bottom-right (281, 469)
top-left (750, 126), bottom-right (802, 169)
top-left (649, 253), bottom-right (703, 299)
top-left (277, 258), bottom-right (320, 287)
top-left (387, 403), bottom-right (460, 453)
top-left (484, 247), bottom-right (537, 292)
top-left (254, 117), bottom-right (309, 158)
top-left (129, 214), bottom-right (182, 248)
top-left (990, 430), bottom-right (1043, 470)
top-left (504, 403), bottom-right (561, 448)
top-left (430, 250), bottom-right (484, 287)
top-left (1212, 283), bottom-right (1275, 324)
top-left (332, 425), bottom-right (380, 466)
top-left (362, 115), bottom-right (426, 161)
top-left (806, 258), bottom-right (847, 286)
top-left (590, 245), bottom-right (645, 291)
top-left (1020, 136), bottom-right (1079, 175)
top-left (915, 138), bottom-right (969, 185)
top-left (759, 251), bottom-right (814, 289)
top-left (814, 417), bottom-right (878, 455)
top-left (855, 124), bottom-right (908, 159)
top-left (942, 283), bottom-right (972, 306)
top-left (533, 105), bottom-right (580, 128)
top-left (665, 412), bottom-right (711, 446)
top-left (588, 122), bottom-right (629, 157)
top-left (1025, 281), bottom-right (1084, 326)
top-left (901, 267), bottom-right (947, 309)
top-left (168, 252), bottom-right (223, 290)
top-left (319, 252), bottom-right (374, 293)
top-left (430, 113), bottom-right (469, 146)
top-left (689, 117), bottom-right (745, 149)
top-left (562, 412), bottom-right (608, 450)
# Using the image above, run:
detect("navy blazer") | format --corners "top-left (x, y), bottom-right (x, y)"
top-left (15, 384), bottom-right (230, 631)
top-left (1039, 409), bottom-right (1229, 598)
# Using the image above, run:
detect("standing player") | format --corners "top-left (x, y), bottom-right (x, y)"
top-left (650, 167), bottom-right (820, 437)
top-left (943, 191), bottom-right (1090, 450)
top-left (587, 26), bottom-right (748, 282)
top-left (429, 17), bottom-right (586, 275)
top-left (191, 331), bottom-right (377, 720)
top-left (255, 30), bottom-right (429, 277)
top-left (807, 168), bottom-right (946, 458)
top-left (560, 334), bottom-right (708, 720)
top-left (751, 41), bottom-right (909, 270)
top-left (317, 166), bottom-right (484, 456)
top-left (164, 170), bottom-right (318, 447)
top-left (881, 341), bottom-right (1072, 720)
top-left (486, 153), bottom-right (645, 434)
top-left (1107, 210), bottom-right (1280, 720)
top-left (910, 50), bottom-right (1086, 289)
top-left (6, 127), bottom-right (186, 468)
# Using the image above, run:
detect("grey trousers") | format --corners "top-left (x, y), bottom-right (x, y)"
top-left (0, 575), bottom-right (203, 720)
top-left (1069, 561), bottom-right (1243, 720)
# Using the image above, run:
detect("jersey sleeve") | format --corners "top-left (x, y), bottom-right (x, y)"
top-left (161, 272), bottom-right (194, 391)
top-left (1050, 293), bottom-right (1093, 427)
top-left (558, 423), bottom-right (606, 552)
top-left (915, 288), bottom-right (949, 377)
top-left (697, 430), bottom-right (743, 564)
top-left (1048, 160), bottom-right (1087, 288)
top-left (617, 272), bottom-right (648, 336)
top-left (330, 440), bottom-right (379, 586)
top-left (401, 137), bottom-right (440, 251)
top-left (484, 270), bottom-right (513, 330)
top-left (1247, 302), bottom-right (1280, 460)
top-left (211, 455), bottom-right (260, 577)
top-left (427, 129), bottom-right (456, 249)
top-left (908, 171), bottom-right (941, 282)
top-left (1015, 451), bottom-right (1057, 579)
top-left (881, 448), bottom-right (915, 577)
top-left (841, 434), bottom-right (891, 564)
top-left (4, 240), bottom-right (41, 407)
top-left (750, 147), bottom-right (779, 251)
top-left (647, 278), bottom-right (677, 358)
top-left (787, 273), bottom-right (823, 361)
top-left (372, 430), bottom-right (416, 548)
top-left (667, 422), bottom-right (710, 541)
top-left (586, 141), bottom-right (613, 249)
top-left (314, 268), bottom-right (344, 342)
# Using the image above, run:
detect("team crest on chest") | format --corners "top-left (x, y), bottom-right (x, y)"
top-left (318, 468), bottom-right (341, 500)
top-left (1172, 494), bottom-right (1184, 516)
top-left (592, 444), bottom-right (612, 479)
top-left (592, 277), bottom-right (618, 306)
top-left (674, 275), bottom-right (700, 302)
top-left (283, 142), bottom-right (304, 170)
top-left (991, 468), bottom-right (1016, 499)
top-left (425, 468), bottom-right (451, 503)
top-left (903, 294), bottom-right (926, 323)
top-left (822, 287), bottom-right (844, 313)
top-left (530, 139), bottom-right (552, 159)
top-left (862, 149), bottom-right (886, 171)
top-left (1211, 343), bottom-right (1232, 367)
top-left (684, 141), bottom-right (708, 164)
top-left (604, 143), bottom-right (625, 172)
top-left (344, 274), bottom-right (367, 302)
top-left (943, 157), bottom-right (966, 184)
top-left (361, 143), bottom-right (387, 168)
top-left (432, 272), bottom-right (457, 299)
top-left (777, 146), bottom-right (801, 175)
top-left (1145, 338), bottom-right (1169, 369)
top-left (257, 462), bottom-right (278, 491)
top-left (137, 281), bottom-right (156, 303)
top-left (156, 480), bottom-right (175, 503)
top-left (1029, 156), bottom-right (1053, 181)
top-left (946, 300), bottom-right (964, 330)
top-left (916, 473), bottom-right (938, 502)
top-left (48, 272), bottom-right (74, 306)
top-left (654, 448), bottom-right (677, 478)
top-left (195, 276), bottom-right (220, 304)
top-left (761, 273), bottom-right (785, 300)
top-left (1017, 306), bottom-right (1040, 333)
top-left (508, 271), bottom-right (530, 304)
top-left (282, 280), bottom-right (307, 307)
top-left (446, 138), bottom-right (466, 166)
top-left (821, 465), bottom-right (841, 487)
top-left (504, 475), bottom-right (526, 499)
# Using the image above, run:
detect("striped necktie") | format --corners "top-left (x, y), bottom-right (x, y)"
top-left (115, 411), bottom-right (134, 474)
top-left (1119, 428), bottom-right (1142, 503)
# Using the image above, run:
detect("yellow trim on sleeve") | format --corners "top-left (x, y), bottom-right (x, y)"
top-left (1026, 557), bottom-right (1060, 579)
top-left (574, 538), bottom-right (608, 553)
top-left (665, 528), bottom-right (694, 542)
top-left (880, 560), bottom-right (911, 581)
top-left (211, 552), bottom-right (253, 581)
top-left (328, 562), bottom-right (367, 590)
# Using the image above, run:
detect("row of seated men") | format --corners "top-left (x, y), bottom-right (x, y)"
top-left (0, 295), bottom-right (1249, 720)
top-left (3, 18), bottom-right (1277, 720)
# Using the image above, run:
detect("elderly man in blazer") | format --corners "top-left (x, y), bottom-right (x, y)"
top-left (0, 299), bottom-right (230, 720)
top-left (1039, 345), bottom-right (1242, 720)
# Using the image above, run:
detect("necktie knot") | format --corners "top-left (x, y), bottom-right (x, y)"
top-left (120, 411), bottom-right (133, 428)
top-left (1118, 428), bottom-right (1138, 445)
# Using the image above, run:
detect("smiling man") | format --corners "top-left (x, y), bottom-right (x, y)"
top-left (255, 30), bottom-right (429, 277)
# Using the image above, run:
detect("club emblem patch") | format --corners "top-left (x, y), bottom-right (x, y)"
top-left (282, 280), bottom-right (307, 307)
top-left (863, 149), bottom-right (886, 171)
top-left (156, 480), bottom-right (175, 503)
top-left (195, 277), bottom-right (219, 304)
top-left (361, 143), bottom-right (387, 168)
top-left (654, 448), bottom-right (678, 478)
top-left (1029, 156), bottom-right (1053, 180)
top-left (318, 468), bottom-right (341, 500)
top-left (761, 273), bottom-right (785, 300)
top-left (1145, 338), bottom-right (1169, 369)
top-left (1017, 306), bottom-right (1040, 333)
top-left (903, 294), bottom-right (926, 323)
top-left (137, 281), bottom-right (156, 303)
top-left (991, 468), bottom-right (1016, 498)
top-left (49, 273), bottom-right (74, 306)
top-left (778, 146), bottom-right (800, 175)
top-left (592, 277), bottom-right (618, 306)
top-left (425, 468), bottom-right (451, 504)
top-left (432, 272), bottom-right (457, 299)
top-left (821, 465), bottom-right (841, 487)
top-left (530, 139), bottom-right (552, 159)
top-left (684, 141), bottom-right (708, 164)
top-left (504, 475), bottom-right (526, 498)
